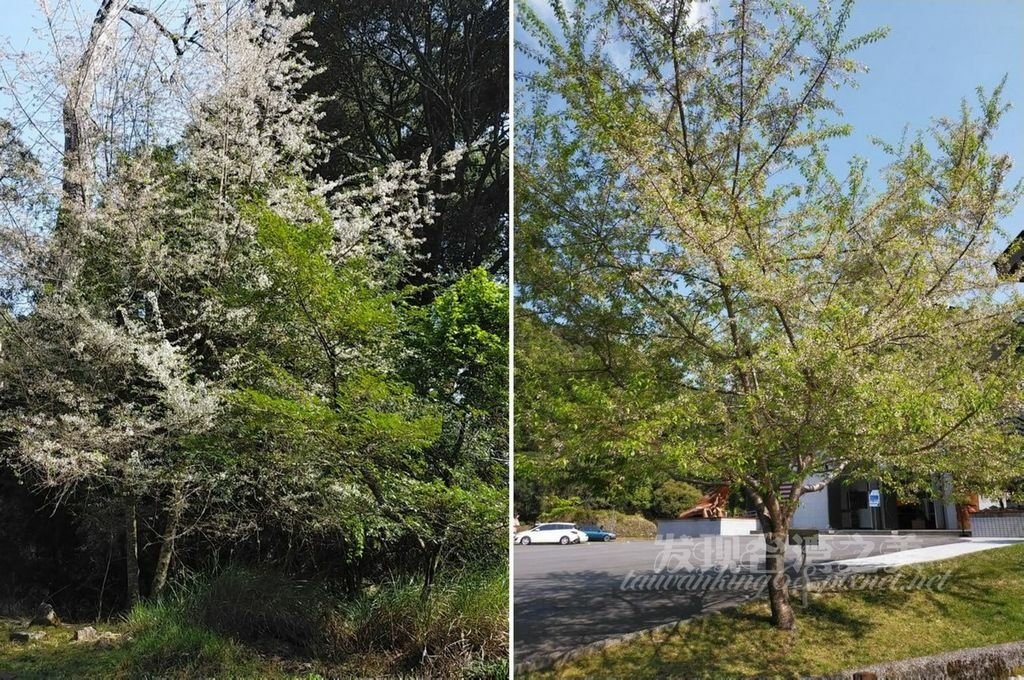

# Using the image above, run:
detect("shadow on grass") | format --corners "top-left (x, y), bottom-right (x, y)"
top-left (0, 637), bottom-right (123, 680)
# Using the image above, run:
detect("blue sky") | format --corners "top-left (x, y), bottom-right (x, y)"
top-left (0, 0), bottom-right (45, 63)
top-left (517, 0), bottom-right (1024, 249)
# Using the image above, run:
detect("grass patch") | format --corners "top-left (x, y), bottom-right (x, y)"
top-left (0, 566), bottom-right (507, 679)
top-left (120, 596), bottom-right (272, 679)
top-left (524, 542), bottom-right (1024, 679)
top-left (0, 620), bottom-right (125, 680)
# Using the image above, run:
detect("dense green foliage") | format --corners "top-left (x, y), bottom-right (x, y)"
top-left (650, 480), bottom-right (705, 519)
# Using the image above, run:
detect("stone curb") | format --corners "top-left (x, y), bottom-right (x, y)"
top-left (515, 616), bottom-right (1024, 678)
top-left (810, 639), bottom-right (1024, 680)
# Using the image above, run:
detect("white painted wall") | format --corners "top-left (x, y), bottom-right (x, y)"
top-left (792, 474), bottom-right (831, 530)
top-left (655, 518), bottom-right (760, 538)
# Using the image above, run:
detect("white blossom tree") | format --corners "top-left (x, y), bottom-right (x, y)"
top-left (0, 0), bottom-right (461, 603)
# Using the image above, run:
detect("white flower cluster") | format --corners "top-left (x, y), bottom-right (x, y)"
top-left (324, 147), bottom-right (466, 272)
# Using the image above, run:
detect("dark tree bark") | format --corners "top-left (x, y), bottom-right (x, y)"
top-left (124, 499), bottom-right (141, 606)
top-left (752, 488), bottom-right (796, 630)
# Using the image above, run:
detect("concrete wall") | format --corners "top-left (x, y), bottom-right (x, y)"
top-left (792, 474), bottom-right (831, 530)
top-left (656, 518), bottom-right (759, 538)
top-left (971, 512), bottom-right (1024, 537)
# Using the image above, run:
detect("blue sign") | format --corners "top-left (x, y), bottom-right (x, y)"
top-left (868, 489), bottom-right (881, 508)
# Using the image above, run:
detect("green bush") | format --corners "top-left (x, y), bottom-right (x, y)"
top-left (539, 508), bottom-right (657, 538)
top-left (650, 480), bottom-right (704, 518)
top-left (117, 565), bottom-right (507, 678)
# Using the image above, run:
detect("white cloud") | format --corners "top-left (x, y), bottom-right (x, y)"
top-left (686, 0), bottom-right (715, 28)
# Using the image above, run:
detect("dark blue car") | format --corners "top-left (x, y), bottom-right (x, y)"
top-left (580, 526), bottom-right (616, 542)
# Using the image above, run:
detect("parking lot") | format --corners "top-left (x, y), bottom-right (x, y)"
top-left (513, 533), bottom-right (966, 664)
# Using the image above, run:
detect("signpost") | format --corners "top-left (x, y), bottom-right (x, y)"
top-left (788, 529), bottom-right (819, 606)
top-left (869, 488), bottom-right (881, 530)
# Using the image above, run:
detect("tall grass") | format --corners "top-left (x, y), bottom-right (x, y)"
top-left (121, 594), bottom-right (265, 678)
top-left (327, 568), bottom-right (508, 673)
top-left (118, 564), bottom-right (508, 678)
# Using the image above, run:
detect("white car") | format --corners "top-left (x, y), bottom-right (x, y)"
top-left (515, 522), bottom-right (589, 545)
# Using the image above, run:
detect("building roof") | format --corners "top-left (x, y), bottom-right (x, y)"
top-left (996, 230), bottom-right (1024, 281)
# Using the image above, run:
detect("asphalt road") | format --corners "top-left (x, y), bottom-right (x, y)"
top-left (513, 533), bottom-right (965, 664)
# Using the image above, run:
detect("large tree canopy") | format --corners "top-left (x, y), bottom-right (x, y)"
top-left (293, 0), bottom-right (509, 279)
top-left (516, 0), bottom-right (1024, 629)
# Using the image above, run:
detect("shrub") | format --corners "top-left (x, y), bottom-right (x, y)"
top-left (650, 480), bottom-right (704, 518)
top-left (119, 565), bottom-right (507, 678)
top-left (539, 508), bottom-right (657, 538)
top-left (324, 566), bottom-right (508, 675)
top-left (193, 566), bottom-right (324, 647)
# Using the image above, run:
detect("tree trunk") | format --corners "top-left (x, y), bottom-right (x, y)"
top-left (420, 546), bottom-right (441, 603)
top-left (124, 499), bottom-right (141, 606)
top-left (151, 488), bottom-right (184, 597)
top-left (61, 0), bottom-right (126, 213)
top-left (55, 0), bottom-right (129, 286)
top-left (761, 514), bottom-right (795, 630)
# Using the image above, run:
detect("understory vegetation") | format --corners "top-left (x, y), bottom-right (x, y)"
top-left (1, 566), bottom-right (508, 679)
top-left (534, 508), bottom-right (658, 538)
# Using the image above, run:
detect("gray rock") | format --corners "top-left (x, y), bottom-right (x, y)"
top-left (95, 631), bottom-right (123, 648)
top-left (75, 626), bottom-right (99, 642)
top-left (30, 602), bottom-right (60, 627)
top-left (815, 639), bottom-right (1024, 679)
top-left (9, 630), bottom-right (46, 642)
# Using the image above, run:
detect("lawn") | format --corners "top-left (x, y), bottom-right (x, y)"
top-left (522, 543), bottom-right (1024, 679)
top-left (0, 617), bottom-right (278, 680)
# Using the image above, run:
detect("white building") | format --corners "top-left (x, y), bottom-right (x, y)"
top-left (789, 473), bottom-right (991, 531)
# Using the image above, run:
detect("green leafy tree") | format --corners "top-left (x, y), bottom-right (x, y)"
top-left (651, 480), bottom-right (704, 519)
top-left (515, 307), bottom-right (678, 514)
top-left (517, 0), bottom-right (1024, 629)
top-left (0, 0), bottom-right (494, 609)
top-left (214, 201), bottom-right (442, 550)
top-left (403, 268), bottom-right (509, 590)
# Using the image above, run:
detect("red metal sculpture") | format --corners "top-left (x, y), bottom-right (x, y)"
top-left (679, 485), bottom-right (731, 519)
